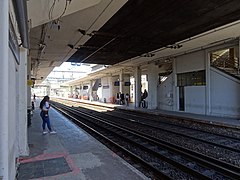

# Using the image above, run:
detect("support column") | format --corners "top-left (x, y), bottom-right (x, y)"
top-left (119, 69), bottom-right (123, 93)
top-left (73, 86), bottom-right (77, 98)
top-left (134, 66), bottom-right (141, 108)
top-left (80, 84), bottom-right (83, 99)
top-left (0, 0), bottom-right (9, 179)
top-left (27, 57), bottom-right (31, 109)
top-left (238, 37), bottom-right (240, 74)
top-left (205, 50), bottom-right (211, 115)
top-left (70, 86), bottom-right (73, 97)
top-left (108, 76), bottom-right (113, 102)
top-left (18, 48), bottom-right (29, 156)
top-left (89, 81), bottom-right (93, 101)
top-left (172, 58), bottom-right (178, 111)
top-left (147, 64), bottom-right (158, 109)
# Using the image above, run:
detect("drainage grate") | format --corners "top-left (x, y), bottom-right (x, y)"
top-left (18, 157), bottom-right (71, 179)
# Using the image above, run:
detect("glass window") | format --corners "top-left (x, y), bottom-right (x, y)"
top-left (177, 70), bottom-right (205, 86)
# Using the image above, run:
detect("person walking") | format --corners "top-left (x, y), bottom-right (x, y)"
top-left (39, 96), bottom-right (56, 134)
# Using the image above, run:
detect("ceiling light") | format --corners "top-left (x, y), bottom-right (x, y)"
top-left (78, 29), bottom-right (86, 35)
top-left (166, 44), bottom-right (183, 49)
top-left (141, 53), bottom-right (155, 57)
top-left (67, 44), bottom-right (74, 49)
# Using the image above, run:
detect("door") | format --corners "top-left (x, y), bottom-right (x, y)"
top-left (179, 86), bottom-right (185, 111)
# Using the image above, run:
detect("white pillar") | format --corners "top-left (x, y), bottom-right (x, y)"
top-left (27, 56), bottom-right (31, 108)
top-left (0, 0), bottom-right (9, 179)
top-left (89, 81), bottom-right (93, 101)
top-left (238, 37), bottom-right (240, 75)
top-left (134, 66), bottom-right (141, 108)
top-left (108, 76), bottom-right (113, 101)
top-left (147, 64), bottom-right (158, 109)
top-left (70, 86), bottom-right (73, 97)
top-left (119, 69), bottom-right (123, 93)
top-left (18, 48), bottom-right (29, 156)
top-left (80, 84), bottom-right (83, 99)
top-left (122, 74), bottom-right (130, 94)
top-left (205, 50), bottom-right (211, 115)
top-left (172, 58), bottom-right (178, 111)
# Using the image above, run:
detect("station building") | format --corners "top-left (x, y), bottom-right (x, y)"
top-left (0, 0), bottom-right (240, 179)
top-left (65, 32), bottom-right (240, 118)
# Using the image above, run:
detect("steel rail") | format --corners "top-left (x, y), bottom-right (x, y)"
top-left (51, 102), bottom-right (240, 179)
top-left (52, 103), bottom-right (170, 179)
top-left (111, 110), bottom-right (240, 140)
top-left (97, 110), bottom-right (240, 153)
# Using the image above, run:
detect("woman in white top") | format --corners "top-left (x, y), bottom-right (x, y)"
top-left (40, 96), bottom-right (56, 134)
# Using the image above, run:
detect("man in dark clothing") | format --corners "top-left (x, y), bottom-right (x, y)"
top-left (120, 93), bottom-right (125, 105)
top-left (140, 89), bottom-right (148, 108)
top-left (142, 89), bottom-right (148, 100)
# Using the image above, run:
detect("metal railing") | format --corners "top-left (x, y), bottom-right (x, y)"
top-left (211, 55), bottom-right (240, 75)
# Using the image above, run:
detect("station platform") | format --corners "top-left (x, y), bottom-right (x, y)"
top-left (118, 104), bottom-right (240, 129)
top-left (57, 97), bottom-right (240, 129)
top-left (17, 100), bottom-right (149, 180)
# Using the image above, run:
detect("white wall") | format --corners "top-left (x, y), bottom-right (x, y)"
top-left (122, 74), bottom-right (130, 95)
top-left (210, 67), bottom-right (240, 118)
top-left (176, 51), bottom-right (205, 73)
top-left (18, 48), bottom-right (29, 156)
top-left (0, 1), bottom-right (10, 179)
top-left (175, 50), bottom-right (206, 114)
top-left (101, 77), bottom-right (111, 102)
top-left (147, 64), bottom-right (158, 109)
top-left (111, 76), bottom-right (119, 100)
top-left (158, 74), bottom-right (174, 111)
top-left (185, 86), bottom-right (206, 114)
top-left (8, 48), bottom-right (18, 180)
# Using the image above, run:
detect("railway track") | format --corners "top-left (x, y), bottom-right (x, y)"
top-left (51, 100), bottom-right (240, 179)
top-left (114, 109), bottom-right (240, 139)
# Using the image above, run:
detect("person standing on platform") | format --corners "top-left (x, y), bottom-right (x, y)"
top-left (33, 93), bottom-right (36, 101)
top-left (125, 93), bottom-right (130, 106)
top-left (39, 96), bottom-right (56, 134)
top-left (120, 93), bottom-right (125, 105)
top-left (116, 92), bottom-right (120, 104)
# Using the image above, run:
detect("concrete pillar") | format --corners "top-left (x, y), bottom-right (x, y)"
top-left (0, 0), bottom-right (9, 179)
top-left (70, 86), bottom-right (73, 97)
top-left (147, 64), bottom-right (158, 109)
top-left (238, 37), bottom-right (240, 74)
top-left (119, 69), bottom-right (123, 93)
top-left (89, 81), bottom-right (93, 101)
top-left (18, 48), bottom-right (29, 156)
top-left (46, 86), bottom-right (50, 96)
top-left (80, 84), bottom-right (83, 99)
top-left (205, 51), bottom-right (211, 115)
top-left (108, 76), bottom-right (113, 98)
top-left (123, 74), bottom-right (130, 95)
top-left (134, 66), bottom-right (141, 108)
top-left (73, 86), bottom-right (77, 98)
top-left (27, 57), bottom-right (31, 108)
top-left (172, 58), bottom-right (178, 111)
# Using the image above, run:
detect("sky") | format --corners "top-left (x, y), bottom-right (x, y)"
top-left (43, 62), bottom-right (94, 84)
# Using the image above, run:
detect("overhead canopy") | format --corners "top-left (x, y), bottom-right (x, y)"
top-left (68, 0), bottom-right (240, 65)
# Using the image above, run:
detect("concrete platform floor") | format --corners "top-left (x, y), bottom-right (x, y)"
top-left (18, 102), bottom-right (149, 180)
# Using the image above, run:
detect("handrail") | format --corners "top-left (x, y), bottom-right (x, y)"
top-left (211, 55), bottom-right (239, 75)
